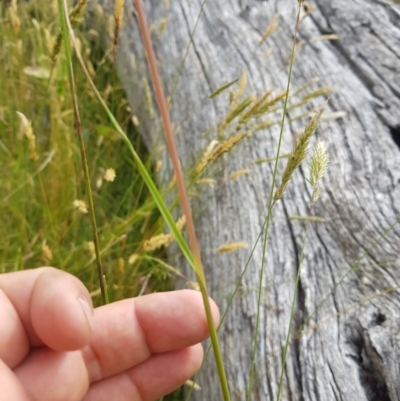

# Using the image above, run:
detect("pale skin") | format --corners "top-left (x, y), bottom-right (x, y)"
top-left (0, 267), bottom-right (220, 401)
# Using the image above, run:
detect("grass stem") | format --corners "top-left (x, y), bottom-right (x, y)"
top-left (133, 0), bottom-right (231, 399)
top-left (246, 2), bottom-right (303, 399)
top-left (59, 0), bottom-right (107, 305)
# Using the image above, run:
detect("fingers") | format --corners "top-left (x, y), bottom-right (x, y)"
top-left (0, 289), bottom-right (29, 368)
top-left (14, 348), bottom-right (89, 401)
top-left (83, 344), bottom-right (203, 401)
top-left (0, 359), bottom-right (31, 401)
top-left (0, 268), bottom-right (94, 353)
top-left (83, 290), bottom-right (219, 382)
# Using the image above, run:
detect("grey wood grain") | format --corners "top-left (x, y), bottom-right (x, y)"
top-left (90, 0), bottom-right (400, 399)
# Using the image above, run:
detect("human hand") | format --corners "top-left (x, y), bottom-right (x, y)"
top-left (0, 267), bottom-right (219, 401)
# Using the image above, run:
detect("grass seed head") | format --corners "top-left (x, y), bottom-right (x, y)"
top-left (194, 132), bottom-right (249, 177)
top-left (217, 242), bottom-right (249, 254)
top-left (309, 139), bottom-right (329, 201)
top-left (194, 139), bottom-right (219, 176)
top-left (42, 243), bottom-right (53, 262)
top-left (230, 169), bottom-right (251, 180)
top-left (113, 0), bottom-right (125, 56)
top-left (196, 178), bottom-right (216, 187)
top-left (157, 17), bottom-right (169, 37)
top-left (143, 215), bottom-right (186, 252)
top-left (274, 101), bottom-right (327, 203)
top-left (17, 111), bottom-right (38, 161)
top-left (73, 199), bottom-right (88, 214)
top-left (211, 132), bottom-right (249, 161)
top-left (128, 253), bottom-right (139, 265)
top-left (8, 0), bottom-right (21, 34)
top-left (260, 12), bottom-right (279, 44)
top-left (104, 168), bottom-right (116, 182)
top-left (143, 77), bottom-right (154, 119)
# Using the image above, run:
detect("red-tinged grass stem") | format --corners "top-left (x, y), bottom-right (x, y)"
top-left (133, 1), bottom-right (231, 400)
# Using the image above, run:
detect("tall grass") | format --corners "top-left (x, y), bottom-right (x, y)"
top-left (0, 0), bottom-right (176, 305)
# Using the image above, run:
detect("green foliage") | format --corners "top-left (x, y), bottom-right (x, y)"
top-left (0, 0), bottom-right (173, 305)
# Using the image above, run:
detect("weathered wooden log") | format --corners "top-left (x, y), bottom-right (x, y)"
top-left (90, 1), bottom-right (400, 400)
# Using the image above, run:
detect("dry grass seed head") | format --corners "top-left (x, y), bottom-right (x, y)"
top-left (230, 169), bottom-right (251, 180)
top-left (194, 139), bottom-right (219, 176)
top-left (42, 243), bottom-right (53, 262)
top-left (196, 178), bottom-right (216, 186)
top-left (231, 70), bottom-right (247, 107)
top-left (238, 90), bottom-right (273, 126)
top-left (300, 1), bottom-right (316, 22)
top-left (73, 199), bottom-right (88, 214)
top-left (185, 379), bottom-right (201, 391)
top-left (157, 17), bottom-right (169, 37)
top-left (290, 215), bottom-right (325, 223)
top-left (16, 111), bottom-right (38, 161)
top-left (303, 86), bottom-right (335, 101)
top-left (128, 253), bottom-right (139, 265)
top-left (309, 139), bottom-right (328, 201)
top-left (143, 77), bottom-right (154, 119)
top-left (8, 0), bottom-right (21, 34)
top-left (113, 0), bottom-right (125, 56)
top-left (260, 12), bottom-right (279, 44)
top-left (217, 242), bottom-right (249, 254)
top-left (155, 160), bottom-right (162, 172)
top-left (104, 168), bottom-right (116, 182)
top-left (194, 132), bottom-right (249, 177)
top-left (311, 34), bottom-right (339, 42)
top-left (143, 215), bottom-right (186, 252)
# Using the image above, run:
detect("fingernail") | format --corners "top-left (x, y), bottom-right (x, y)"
top-left (78, 297), bottom-right (94, 330)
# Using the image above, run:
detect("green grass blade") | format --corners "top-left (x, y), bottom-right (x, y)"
top-left (61, 5), bottom-right (196, 273)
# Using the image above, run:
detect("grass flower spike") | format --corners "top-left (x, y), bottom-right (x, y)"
top-left (143, 215), bottom-right (186, 252)
top-left (309, 139), bottom-right (329, 202)
top-left (16, 111), bottom-right (39, 161)
top-left (273, 101), bottom-right (327, 204)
